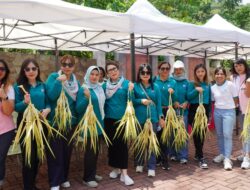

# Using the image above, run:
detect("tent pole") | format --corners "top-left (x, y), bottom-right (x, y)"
top-left (235, 42), bottom-right (238, 60)
top-left (54, 38), bottom-right (60, 70)
top-left (130, 33), bottom-right (136, 81)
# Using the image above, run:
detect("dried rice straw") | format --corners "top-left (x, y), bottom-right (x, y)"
top-left (132, 106), bottom-right (160, 160)
top-left (172, 109), bottom-right (189, 151)
top-left (70, 96), bottom-right (111, 153)
top-left (241, 99), bottom-right (250, 143)
top-left (13, 85), bottom-right (64, 166)
top-left (190, 93), bottom-right (208, 141)
top-left (114, 91), bottom-right (141, 142)
top-left (54, 86), bottom-right (72, 133)
top-left (161, 93), bottom-right (179, 145)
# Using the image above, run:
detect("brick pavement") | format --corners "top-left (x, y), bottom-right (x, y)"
top-left (2, 130), bottom-right (250, 190)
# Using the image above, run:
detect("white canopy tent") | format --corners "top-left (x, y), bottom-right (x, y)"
top-left (0, 0), bottom-right (250, 60)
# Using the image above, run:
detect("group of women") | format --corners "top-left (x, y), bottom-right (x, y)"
top-left (0, 55), bottom-right (249, 190)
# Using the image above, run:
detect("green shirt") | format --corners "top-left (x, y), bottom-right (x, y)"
top-left (133, 83), bottom-right (163, 124)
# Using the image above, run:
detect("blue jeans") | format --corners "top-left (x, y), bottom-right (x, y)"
top-left (239, 111), bottom-right (250, 153)
top-left (135, 123), bottom-right (157, 170)
top-left (170, 115), bottom-right (188, 160)
top-left (214, 108), bottom-right (235, 159)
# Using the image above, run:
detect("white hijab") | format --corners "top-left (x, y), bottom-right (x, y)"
top-left (83, 66), bottom-right (106, 119)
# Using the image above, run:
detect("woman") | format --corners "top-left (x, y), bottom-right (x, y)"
top-left (98, 66), bottom-right (106, 85)
top-left (0, 59), bottom-right (15, 188)
top-left (172, 60), bottom-right (189, 164)
top-left (46, 55), bottom-right (80, 190)
top-left (154, 61), bottom-right (176, 170)
top-left (187, 63), bottom-right (211, 169)
top-left (133, 64), bottom-right (164, 177)
top-left (14, 58), bottom-right (51, 190)
top-left (103, 61), bottom-right (134, 186)
top-left (211, 67), bottom-right (237, 170)
top-left (76, 66), bottom-right (105, 188)
top-left (230, 58), bottom-right (250, 169)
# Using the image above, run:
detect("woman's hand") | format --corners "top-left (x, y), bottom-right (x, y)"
top-left (141, 99), bottom-right (152, 106)
top-left (181, 102), bottom-right (188, 110)
top-left (195, 87), bottom-right (203, 93)
top-left (84, 88), bottom-right (90, 99)
top-left (168, 88), bottom-right (174, 94)
top-left (57, 74), bottom-right (67, 82)
top-left (24, 94), bottom-right (31, 104)
top-left (41, 108), bottom-right (51, 118)
top-left (128, 82), bottom-right (134, 91)
top-left (159, 118), bottom-right (165, 128)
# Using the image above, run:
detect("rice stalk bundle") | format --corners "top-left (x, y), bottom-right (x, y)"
top-left (161, 93), bottom-right (179, 145)
top-left (241, 99), bottom-right (250, 143)
top-left (173, 115), bottom-right (189, 151)
top-left (190, 93), bottom-right (208, 141)
top-left (114, 99), bottom-right (141, 142)
top-left (132, 118), bottom-right (160, 160)
top-left (70, 98), bottom-right (111, 153)
top-left (13, 85), bottom-right (63, 166)
top-left (54, 89), bottom-right (72, 133)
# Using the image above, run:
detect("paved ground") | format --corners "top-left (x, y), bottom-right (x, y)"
top-left (3, 130), bottom-right (250, 190)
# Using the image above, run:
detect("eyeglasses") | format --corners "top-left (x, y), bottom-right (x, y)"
top-left (107, 67), bottom-right (118, 73)
top-left (140, 71), bottom-right (151, 76)
top-left (24, 67), bottom-right (38, 72)
top-left (61, 62), bottom-right (74, 68)
top-left (160, 67), bottom-right (170, 71)
top-left (0, 67), bottom-right (6, 72)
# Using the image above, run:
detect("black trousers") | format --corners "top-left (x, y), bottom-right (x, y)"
top-left (188, 103), bottom-right (210, 159)
top-left (104, 118), bottom-right (128, 169)
top-left (0, 130), bottom-right (15, 181)
top-left (83, 137), bottom-right (100, 182)
top-left (46, 128), bottom-right (74, 187)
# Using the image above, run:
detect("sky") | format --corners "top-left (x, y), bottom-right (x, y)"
top-left (242, 0), bottom-right (250, 4)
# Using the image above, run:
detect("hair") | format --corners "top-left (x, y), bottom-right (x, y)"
top-left (105, 60), bottom-right (119, 72)
top-left (16, 58), bottom-right (42, 94)
top-left (214, 67), bottom-right (227, 77)
top-left (193, 64), bottom-right (208, 86)
top-left (136, 63), bottom-right (154, 89)
top-left (158, 61), bottom-right (171, 70)
top-left (60, 54), bottom-right (75, 65)
top-left (0, 59), bottom-right (10, 90)
top-left (98, 66), bottom-right (106, 77)
top-left (231, 58), bottom-right (250, 81)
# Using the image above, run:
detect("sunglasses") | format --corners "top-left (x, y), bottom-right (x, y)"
top-left (140, 71), bottom-right (151, 75)
top-left (61, 62), bottom-right (74, 68)
top-left (0, 67), bottom-right (6, 72)
top-left (160, 67), bottom-right (170, 71)
top-left (107, 67), bottom-right (118, 73)
top-left (24, 67), bottom-right (38, 72)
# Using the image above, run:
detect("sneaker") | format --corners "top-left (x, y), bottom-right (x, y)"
top-left (84, 181), bottom-right (98, 188)
top-left (199, 159), bottom-right (208, 169)
top-left (224, 158), bottom-right (233, 170)
top-left (170, 156), bottom-right (177, 161)
top-left (180, 158), bottom-right (188, 164)
top-left (148, 170), bottom-right (155, 177)
top-left (120, 174), bottom-right (134, 186)
top-left (95, 175), bottom-right (103, 181)
top-left (109, 169), bottom-right (121, 179)
top-left (241, 157), bottom-right (250, 169)
top-left (213, 154), bottom-right (224, 163)
top-left (61, 181), bottom-right (70, 188)
top-left (156, 161), bottom-right (162, 166)
top-left (136, 166), bottom-right (143, 173)
top-left (50, 186), bottom-right (60, 190)
top-left (237, 155), bottom-right (244, 162)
